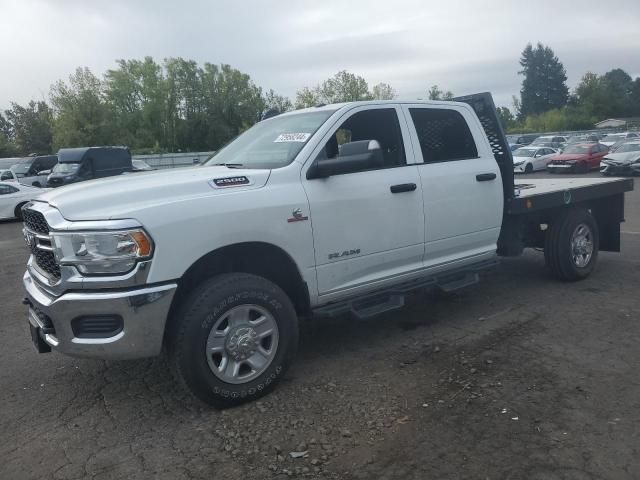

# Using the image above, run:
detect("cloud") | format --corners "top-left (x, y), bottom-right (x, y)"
top-left (1, 0), bottom-right (639, 110)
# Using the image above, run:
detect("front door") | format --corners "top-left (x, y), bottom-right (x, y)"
top-left (302, 106), bottom-right (425, 298)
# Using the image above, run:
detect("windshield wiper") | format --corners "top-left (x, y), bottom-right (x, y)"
top-left (211, 163), bottom-right (244, 168)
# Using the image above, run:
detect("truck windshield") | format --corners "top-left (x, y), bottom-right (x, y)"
top-left (205, 110), bottom-right (335, 169)
top-left (52, 163), bottom-right (80, 174)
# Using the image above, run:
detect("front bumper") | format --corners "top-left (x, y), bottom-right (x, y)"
top-left (600, 163), bottom-right (640, 176)
top-left (547, 163), bottom-right (577, 173)
top-left (23, 269), bottom-right (177, 360)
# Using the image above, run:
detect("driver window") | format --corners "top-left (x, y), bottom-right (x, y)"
top-left (1, 172), bottom-right (11, 181)
top-left (319, 108), bottom-right (406, 168)
top-left (0, 184), bottom-right (18, 195)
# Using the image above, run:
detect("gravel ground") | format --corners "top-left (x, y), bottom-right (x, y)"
top-left (1, 172), bottom-right (639, 479)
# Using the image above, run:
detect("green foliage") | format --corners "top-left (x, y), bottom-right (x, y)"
top-left (518, 43), bottom-right (568, 118)
top-left (50, 67), bottom-right (115, 149)
top-left (4, 101), bottom-right (53, 154)
top-left (294, 71), bottom-right (382, 108)
top-left (371, 83), bottom-right (396, 100)
top-left (496, 107), bottom-right (516, 131)
top-left (427, 85), bottom-right (454, 100)
top-left (264, 89), bottom-right (293, 113)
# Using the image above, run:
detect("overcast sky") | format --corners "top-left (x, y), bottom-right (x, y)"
top-left (2, 0), bottom-right (640, 111)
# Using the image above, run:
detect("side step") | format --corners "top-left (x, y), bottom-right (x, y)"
top-left (313, 259), bottom-right (497, 319)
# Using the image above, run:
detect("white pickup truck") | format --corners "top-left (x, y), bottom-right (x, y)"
top-left (22, 93), bottom-right (633, 407)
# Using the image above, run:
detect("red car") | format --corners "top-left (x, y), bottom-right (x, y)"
top-left (547, 143), bottom-right (609, 173)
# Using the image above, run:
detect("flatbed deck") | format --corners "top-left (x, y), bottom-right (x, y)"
top-left (507, 177), bottom-right (634, 215)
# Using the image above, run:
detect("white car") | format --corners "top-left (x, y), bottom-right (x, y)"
top-left (512, 146), bottom-right (556, 173)
top-left (0, 182), bottom-right (50, 220)
top-left (601, 132), bottom-right (639, 147)
top-left (0, 169), bottom-right (19, 182)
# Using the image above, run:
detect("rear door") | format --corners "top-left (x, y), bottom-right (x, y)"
top-left (302, 105), bottom-right (425, 298)
top-left (400, 104), bottom-right (503, 268)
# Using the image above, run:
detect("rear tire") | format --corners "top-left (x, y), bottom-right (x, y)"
top-left (168, 273), bottom-right (299, 408)
top-left (32, 182), bottom-right (41, 188)
top-left (544, 208), bottom-right (599, 281)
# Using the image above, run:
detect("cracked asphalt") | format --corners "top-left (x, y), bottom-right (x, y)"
top-left (1, 172), bottom-right (639, 479)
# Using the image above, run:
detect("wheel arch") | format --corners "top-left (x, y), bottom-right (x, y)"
top-left (167, 242), bottom-right (311, 334)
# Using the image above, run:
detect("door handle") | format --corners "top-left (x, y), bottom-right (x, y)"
top-left (476, 173), bottom-right (496, 182)
top-left (390, 183), bottom-right (417, 193)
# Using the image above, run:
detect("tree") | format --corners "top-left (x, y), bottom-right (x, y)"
top-left (294, 87), bottom-right (322, 109)
top-left (371, 83), bottom-right (396, 100)
top-left (4, 101), bottom-right (53, 154)
top-left (427, 85), bottom-right (454, 100)
top-left (518, 43), bottom-right (568, 118)
top-left (263, 89), bottom-right (293, 113)
top-left (295, 71), bottom-right (383, 108)
top-left (50, 67), bottom-right (116, 149)
top-left (496, 107), bottom-right (516, 131)
top-left (105, 57), bottom-right (168, 151)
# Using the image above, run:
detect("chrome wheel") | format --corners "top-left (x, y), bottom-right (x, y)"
top-left (205, 304), bottom-right (279, 384)
top-left (571, 223), bottom-right (593, 268)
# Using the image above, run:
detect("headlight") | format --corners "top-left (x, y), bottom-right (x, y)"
top-left (50, 229), bottom-right (153, 275)
top-left (513, 161), bottom-right (525, 166)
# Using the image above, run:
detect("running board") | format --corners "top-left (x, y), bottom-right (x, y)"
top-left (313, 258), bottom-right (498, 319)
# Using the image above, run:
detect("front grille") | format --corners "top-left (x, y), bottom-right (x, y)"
top-left (23, 208), bottom-right (50, 234)
top-left (33, 248), bottom-right (61, 280)
top-left (23, 207), bottom-right (61, 281)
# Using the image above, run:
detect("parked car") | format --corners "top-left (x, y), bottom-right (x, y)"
top-left (600, 141), bottom-right (640, 176)
top-left (0, 157), bottom-right (22, 169)
top-left (512, 146), bottom-right (556, 173)
top-left (132, 159), bottom-right (154, 171)
top-left (547, 143), bottom-right (609, 173)
top-left (601, 132), bottom-right (639, 147)
top-left (46, 146), bottom-right (132, 187)
top-left (0, 182), bottom-right (50, 220)
top-left (532, 135), bottom-right (567, 150)
top-left (0, 169), bottom-right (19, 182)
top-left (566, 134), bottom-right (601, 145)
top-left (508, 134), bottom-right (539, 146)
top-left (11, 155), bottom-right (58, 187)
top-left (21, 93), bottom-right (634, 407)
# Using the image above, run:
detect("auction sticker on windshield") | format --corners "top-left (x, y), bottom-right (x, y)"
top-left (274, 133), bottom-right (311, 143)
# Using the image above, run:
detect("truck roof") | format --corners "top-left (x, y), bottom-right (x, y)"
top-left (57, 146), bottom-right (130, 163)
top-left (282, 99), bottom-right (472, 116)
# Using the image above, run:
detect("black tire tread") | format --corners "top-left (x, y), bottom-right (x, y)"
top-left (167, 273), bottom-right (298, 408)
top-left (544, 208), bottom-right (598, 281)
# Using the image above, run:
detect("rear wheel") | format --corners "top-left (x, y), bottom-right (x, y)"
top-left (168, 273), bottom-right (299, 408)
top-left (544, 208), bottom-right (599, 281)
top-left (32, 182), bottom-right (41, 187)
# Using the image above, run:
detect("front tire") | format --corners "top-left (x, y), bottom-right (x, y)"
top-left (524, 163), bottom-right (533, 174)
top-left (544, 208), bottom-right (599, 281)
top-left (14, 202), bottom-right (27, 220)
top-left (168, 273), bottom-right (298, 408)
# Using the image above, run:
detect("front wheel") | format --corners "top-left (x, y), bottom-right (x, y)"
top-left (524, 163), bottom-right (533, 174)
top-left (168, 273), bottom-right (299, 408)
top-left (544, 208), bottom-right (599, 281)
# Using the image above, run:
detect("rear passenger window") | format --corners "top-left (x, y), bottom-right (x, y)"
top-left (409, 108), bottom-right (478, 163)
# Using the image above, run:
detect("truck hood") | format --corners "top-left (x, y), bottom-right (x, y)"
top-left (603, 151), bottom-right (640, 164)
top-left (38, 166), bottom-right (271, 221)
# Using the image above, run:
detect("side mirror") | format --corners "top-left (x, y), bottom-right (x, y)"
top-left (308, 140), bottom-right (384, 179)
